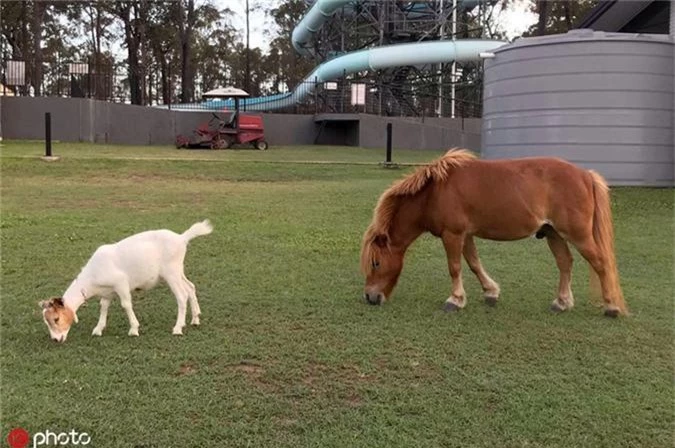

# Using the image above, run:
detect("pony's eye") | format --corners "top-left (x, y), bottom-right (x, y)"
top-left (372, 260), bottom-right (380, 269)
top-left (54, 317), bottom-right (60, 323)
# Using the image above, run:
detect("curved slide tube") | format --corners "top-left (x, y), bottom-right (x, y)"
top-left (292, 0), bottom-right (490, 57)
top-left (171, 0), bottom-right (505, 111)
top-left (197, 39), bottom-right (504, 111)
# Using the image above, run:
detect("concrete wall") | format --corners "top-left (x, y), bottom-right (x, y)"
top-left (0, 96), bottom-right (480, 150)
top-left (359, 114), bottom-right (482, 152)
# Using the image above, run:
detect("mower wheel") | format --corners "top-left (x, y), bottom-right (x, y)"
top-left (255, 140), bottom-right (268, 151)
top-left (212, 136), bottom-right (231, 150)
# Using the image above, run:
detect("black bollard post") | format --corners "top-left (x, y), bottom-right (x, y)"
top-left (45, 113), bottom-right (52, 157)
top-left (380, 122), bottom-right (398, 169)
top-left (385, 122), bottom-right (392, 163)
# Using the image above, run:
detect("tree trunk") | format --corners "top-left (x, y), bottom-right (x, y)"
top-left (179, 0), bottom-right (195, 103)
top-left (536, 0), bottom-right (548, 36)
top-left (563, 2), bottom-right (572, 29)
top-left (88, 2), bottom-right (102, 99)
top-left (161, 60), bottom-right (170, 104)
top-left (118, 2), bottom-right (143, 105)
top-left (32, 1), bottom-right (46, 95)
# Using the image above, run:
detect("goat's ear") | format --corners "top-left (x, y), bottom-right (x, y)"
top-left (373, 234), bottom-right (389, 248)
top-left (51, 297), bottom-right (65, 308)
top-left (39, 300), bottom-right (51, 310)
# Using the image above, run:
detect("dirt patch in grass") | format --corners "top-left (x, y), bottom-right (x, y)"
top-left (176, 362), bottom-right (198, 376)
top-left (226, 360), bottom-right (265, 374)
top-left (302, 361), bottom-right (376, 387)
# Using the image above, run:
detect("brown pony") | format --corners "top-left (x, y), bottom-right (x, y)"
top-left (360, 149), bottom-right (627, 317)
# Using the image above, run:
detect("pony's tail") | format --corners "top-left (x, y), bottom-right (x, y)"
top-left (182, 219), bottom-right (213, 243)
top-left (589, 171), bottom-right (628, 316)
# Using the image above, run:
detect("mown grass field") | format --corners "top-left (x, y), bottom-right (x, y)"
top-left (1, 141), bottom-right (673, 447)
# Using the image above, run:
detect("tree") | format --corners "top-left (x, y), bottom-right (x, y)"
top-left (191, 7), bottom-right (236, 94)
top-left (113, 1), bottom-right (147, 105)
top-left (524, 0), bottom-right (599, 36)
top-left (265, 0), bottom-right (314, 92)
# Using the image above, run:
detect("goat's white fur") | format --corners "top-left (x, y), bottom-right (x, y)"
top-left (61, 220), bottom-right (213, 337)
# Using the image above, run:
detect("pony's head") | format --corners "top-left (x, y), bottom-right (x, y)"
top-left (360, 227), bottom-right (404, 305)
top-left (359, 148), bottom-right (477, 305)
top-left (39, 298), bottom-right (76, 342)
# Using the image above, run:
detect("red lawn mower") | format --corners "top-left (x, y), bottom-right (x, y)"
top-left (175, 87), bottom-right (268, 150)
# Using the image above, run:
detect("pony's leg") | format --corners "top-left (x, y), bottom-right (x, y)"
top-left (545, 230), bottom-right (574, 312)
top-left (92, 296), bottom-right (112, 336)
top-left (462, 236), bottom-right (500, 306)
top-left (442, 232), bottom-right (466, 311)
top-left (570, 236), bottom-right (618, 316)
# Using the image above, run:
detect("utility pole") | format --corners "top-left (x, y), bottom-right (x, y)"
top-left (451, 0), bottom-right (457, 119)
top-left (245, 0), bottom-right (251, 98)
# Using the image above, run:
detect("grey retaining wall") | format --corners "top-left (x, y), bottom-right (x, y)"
top-left (0, 97), bottom-right (480, 150)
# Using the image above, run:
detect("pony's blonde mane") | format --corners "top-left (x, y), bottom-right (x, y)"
top-left (360, 148), bottom-right (476, 274)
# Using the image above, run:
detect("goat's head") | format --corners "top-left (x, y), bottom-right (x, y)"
top-left (39, 298), bottom-right (76, 343)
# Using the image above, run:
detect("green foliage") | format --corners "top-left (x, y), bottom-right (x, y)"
top-left (524, 0), bottom-right (599, 37)
top-left (1, 142), bottom-right (673, 447)
top-left (265, 0), bottom-right (315, 92)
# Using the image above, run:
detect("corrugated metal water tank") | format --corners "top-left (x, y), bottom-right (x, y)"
top-left (481, 30), bottom-right (674, 186)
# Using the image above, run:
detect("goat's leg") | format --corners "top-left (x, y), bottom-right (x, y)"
top-left (115, 284), bottom-right (140, 336)
top-left (91, 296), bottom-right (112, 336)
top-left (166, 276), bottom-right (190, 335)
top-left (183, 275), bottom-right (201, 325)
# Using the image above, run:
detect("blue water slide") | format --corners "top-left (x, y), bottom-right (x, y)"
top-left (200, 39), bottom-right (504, 111)
top-left (292, 0), bottom-right (353, 57)
top-left (176, 0), bottom-right (505, 111)
top-left (292, 0), bottom-right (490, 56)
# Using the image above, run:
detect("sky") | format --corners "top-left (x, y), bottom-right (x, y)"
top-left (223, 0), bottom-right (538, 51)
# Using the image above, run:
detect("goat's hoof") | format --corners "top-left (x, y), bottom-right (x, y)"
top-left (484, 296), bottom-right (498, 307)
top-left (128, 328), bottom-right (139, 337)
top-left (604, 308), bottom-right (619, 318)
top-left (92, 328), bottom-right (103, 336)
top-left (190, 317), bottom-right (200, 326)
top-left (172, 327), bottom-right (184, 336)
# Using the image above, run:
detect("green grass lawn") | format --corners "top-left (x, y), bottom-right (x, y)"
top-left (1, 141), bottom-right (673, 448)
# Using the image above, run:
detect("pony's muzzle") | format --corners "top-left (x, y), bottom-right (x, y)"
top-left (364, 292), bottom-right (384, 305)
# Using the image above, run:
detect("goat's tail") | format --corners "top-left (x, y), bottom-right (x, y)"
top-left (182, 219), bottom-right (213, 243)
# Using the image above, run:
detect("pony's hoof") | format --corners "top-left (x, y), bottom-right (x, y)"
top-left (172, 327), bottom-right (184, 336)
top-left (550, 302), bottom-right (566, 313)
top-left (484, 296), bottom-right (498, 307)
top-left (128, 328), bottom-right (139, 337)
top-left (604, 308), bottom-right (619, 318)
top-left (191, 317), bottom-right (200, 326)
top-left (92, 328), bottom-right (103, 337)
top-left (444, 302), bottom-right (460, 312)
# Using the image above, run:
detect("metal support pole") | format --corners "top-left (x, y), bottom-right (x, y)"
top-left (314, 76), bottom-right (318, 114)
top-left (437, 0), bottom-right (445, 117)
top-left (385, 123), bottom-right (392, 163)
top-left (45, 113), bottom-right (52, 157)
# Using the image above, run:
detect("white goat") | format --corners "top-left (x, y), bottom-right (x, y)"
top-left (40, 220), bottom-right (213, 342)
